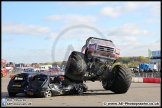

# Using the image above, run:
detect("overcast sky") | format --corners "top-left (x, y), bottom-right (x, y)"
top-left (2, 1), bottom-right (160, 64)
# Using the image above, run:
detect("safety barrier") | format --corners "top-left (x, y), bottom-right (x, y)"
top-left (132, 72), bottom-right (161, 83)
top-left (132, 77), bottom-right (161, 83)
top-left (133, 72), bottom-right (161, 78)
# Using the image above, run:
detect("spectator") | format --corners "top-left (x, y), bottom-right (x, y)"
top-left (148, 68), bottom-right (153, 72)
top-left (153, 69), bottom-right (157, 72)
top-left (134, 68), bottom-right (139, 73)
top-left (147, 68), bottom-right (153, 77)
top-left (139, 69), bottom-right (143, 73)
top-left (144, 69), bottom-right (147, 73)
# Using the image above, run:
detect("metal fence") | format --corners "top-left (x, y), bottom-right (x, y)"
top-left (132, 72), bottom-right (161, 78)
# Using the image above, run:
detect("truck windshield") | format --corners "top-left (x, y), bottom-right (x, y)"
top-left (89, 39), bottom-right (115, 46)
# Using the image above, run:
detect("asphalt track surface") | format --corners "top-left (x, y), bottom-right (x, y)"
top-left (1, 75), bottom-right (161, 107)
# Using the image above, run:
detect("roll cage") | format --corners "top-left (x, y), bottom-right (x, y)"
top-left (85, 37), bottom-right (115, 46)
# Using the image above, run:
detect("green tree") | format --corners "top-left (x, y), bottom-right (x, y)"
top-left (45, 62), bottom-right (53, 65)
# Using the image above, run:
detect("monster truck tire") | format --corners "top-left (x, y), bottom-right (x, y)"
top-left (102, 70), bottom-right (111, 90)
top-left (65, 51), bottom-right (87, 82)
top-left (102, 65), bottom-right (132, 94)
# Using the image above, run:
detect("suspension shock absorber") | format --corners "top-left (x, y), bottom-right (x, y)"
top-left (97, 62), bottom-right (107, 76)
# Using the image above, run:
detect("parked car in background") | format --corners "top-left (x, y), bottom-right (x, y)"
top-left (24, 69), bottom-right (32, 72)
top-left (33, 68), bottom-right (40, 72)
top-left (24, 68), bottom-right (37, 72)
top-left (48, 67), bottom-right (60, 73)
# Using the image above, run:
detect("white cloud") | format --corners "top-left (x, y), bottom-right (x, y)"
top-left (5, 37), bottom-right (160, 63)
top-left (106, 35), bottom-right (160, 57)
top-left (99, 7), bottom-right (121, 18)
top-left (5, 49), bottom-right (52, 63)
top-left (43, 14), bottom-right (99, 40)
top-left (150, 6), bottom-right (160, 16)
top-left (45, 32), bottom-right (58, 40)
top-left (106, 23), bottom-right (155, 36)
top-left (80, 2), bottom-right (103, 5)
top-left (45, 25), bottom-right (101, 40)
top-left (69, 2), bottom-right (104, 6)
top-left (99, 2), bottom-right (160, 18)
top-left (135, 12), bottom-right (142, 16)
top-left (144, 18), bottom-right (160, 24)
top-left (2, 22), bottom-right (51, 35)
top-left (15, 43), bottom-right (82, 63)
top-left (2, 38), bottom-right (15, 42)
top-left (133, 40), bottom-right (160, 56)
top-left (58, 2), bottom-right (105, 7)
top-left (53, 44), bottom-right (84, 62)
top-left (42, 14), bottom-right (97, 25)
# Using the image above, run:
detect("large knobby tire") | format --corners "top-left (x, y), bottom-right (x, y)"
top-left (101, 69), bottom-right (111, 90)
top-left (65, 51), bottom-right (87, 82)
top-left (102, 65), bottom-right (132, 94)
top-left (110, 65), bottom-right (132, 94)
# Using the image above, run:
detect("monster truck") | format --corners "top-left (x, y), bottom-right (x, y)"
top-left (65, 37), bottom-right (132, 94)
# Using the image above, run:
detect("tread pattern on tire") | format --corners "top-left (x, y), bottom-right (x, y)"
top-left (110, 65), bottom-right (132, 94)
top-left (65, 51), bottom-right (87, 82)
top-left (102, 71), bottom-right (111, 90)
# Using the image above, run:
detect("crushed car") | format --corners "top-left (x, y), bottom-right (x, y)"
top-left (24, 73), bottom-right (88, 98)
top-left (7, 72), bottom-right (38, 97)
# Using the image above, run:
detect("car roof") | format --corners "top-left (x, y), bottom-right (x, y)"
top-left (21, 72), bottom-right (40, 74)
top-left (34, 72), bottom-right (63, 77)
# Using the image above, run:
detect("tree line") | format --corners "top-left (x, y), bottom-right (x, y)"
top-left (114, 56), bottom-right (149, 67)
top-left (33, 56), bottom-right (149, 68)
